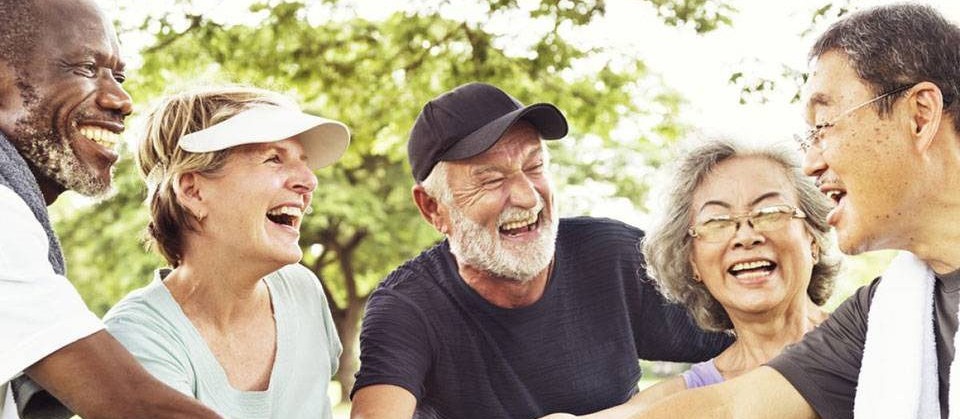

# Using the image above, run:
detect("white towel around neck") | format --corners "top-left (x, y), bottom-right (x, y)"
top-left (854, 251), bottom-right (960, 419)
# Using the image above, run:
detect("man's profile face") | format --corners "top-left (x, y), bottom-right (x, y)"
top-left (438, 122), bottom-right (558, 281)
top-left (801, 51), bottom-right (916, 254)
top-left (0, 0), bottom-right (132, 197)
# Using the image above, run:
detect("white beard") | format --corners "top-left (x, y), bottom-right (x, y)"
top-left (446, 195), bottom-right (558, 282)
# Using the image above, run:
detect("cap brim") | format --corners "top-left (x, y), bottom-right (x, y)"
top-left (178, 105), bottom-right (351, 170)
top-left (438, 103), bottom-right (568, 161)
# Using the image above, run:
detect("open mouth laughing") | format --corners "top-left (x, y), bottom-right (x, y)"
top-left (78, 125), bottom-right (121, 150)
top-left (498, 209), bottom-right (542, 237)
top-left (266, 205), bottom-right (304, 231)
top-left (818, 178), bottom-right (848, 225)
top-left (727, 258), bottom-right (777, 281)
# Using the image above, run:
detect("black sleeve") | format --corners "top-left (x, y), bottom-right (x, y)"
top-left (589, 217), bottom-right (732, 362)
top-left (351, 288), bottom-right (434, 401)
top-left (629, 272), bottom-right (733, 362)
top-left (12, 376), bottom-right (73, 419)
top-left (767, 279), bottom-right (878, 419)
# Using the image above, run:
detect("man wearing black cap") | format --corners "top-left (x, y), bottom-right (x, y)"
top-left (350, 82), bottom-right (731, 418)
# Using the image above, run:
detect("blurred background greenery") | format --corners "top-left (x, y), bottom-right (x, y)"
top-left (52, 0), bottom-right (897, 409)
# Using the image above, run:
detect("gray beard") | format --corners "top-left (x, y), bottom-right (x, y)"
top-left (446, 200), bottom-right (558, 282)
top-left (12, 102), bottom-right (111, 197)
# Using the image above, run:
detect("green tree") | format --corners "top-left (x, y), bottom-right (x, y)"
top-left (57, 0), bottom-right (734, 401)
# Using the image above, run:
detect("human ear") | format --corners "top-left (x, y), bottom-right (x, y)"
top-left (810, 240), bottom-right (820, 264)
top-left (689, 255), bottom-right (702, 282)
top-left (908, 82), bottom-right (945, 153)
top-left (412, 184), bottom-right (448, 235)
top-left (173, 172), bottom-right (208, 222)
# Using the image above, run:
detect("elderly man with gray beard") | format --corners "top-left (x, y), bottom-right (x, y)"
top-left (349, 82), bottom-right (732, 419)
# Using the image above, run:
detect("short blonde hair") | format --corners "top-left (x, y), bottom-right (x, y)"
top-left (138, 86), bottom-right (294, 266)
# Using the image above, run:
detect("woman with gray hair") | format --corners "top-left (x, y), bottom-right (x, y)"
top-left (632, 137), bottom-right (839, 406)
top-left (538, 138), bottom-right (839, 419)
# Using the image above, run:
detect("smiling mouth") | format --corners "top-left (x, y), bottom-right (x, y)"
top-left (498, 211), bottom-right (541, 236)
top-left (728, 259), bottom-right (777, 279)
top-left (266, 206), bottom-right (303, 229)
top-left (825, 190), bottom-right (846, 205)
top-left (79, 125), bottom-right (121, 150)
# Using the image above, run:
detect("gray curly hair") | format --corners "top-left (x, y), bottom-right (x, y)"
top-left (642, 138), bottom-right (840, 332)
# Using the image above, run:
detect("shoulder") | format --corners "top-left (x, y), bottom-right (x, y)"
top-left (272, 263), bottom-right (321, 292)
top-left (268, 263), bottom-right (332, 309)
top-left (559, 216), bottom-right (643, 237)
top-left (378, 242), bottom-right (449, 292)
top-left (557, 217), bottom-right (644, 250)
top-left (103, 276), bottom-right (179, 336)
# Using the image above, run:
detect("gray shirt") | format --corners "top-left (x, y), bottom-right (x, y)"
top-left (768, 269), bottom-right (960, 419)
top-left (104, 264), bottom-right (341, 419)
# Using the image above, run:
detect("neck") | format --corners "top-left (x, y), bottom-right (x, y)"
top-left (904, 199), bottom-right (960, 275)
top-left (718, 298), bottom-right (826, 376)
top-left (28, 164), bottom-right (64, 205)
top-left (457, 261), bottom-right (552, 309)
top-left (904, 129), bottom-right (960, 274)
top-left (164, 239), bottom-right (278, 329)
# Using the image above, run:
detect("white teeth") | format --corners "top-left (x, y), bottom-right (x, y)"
top-left (735, 270), bottom-right (769, 279)
top-left (826, 190), bottom-right (844, 201)
top-left (500, 214), bottom-right (537, 231)
top-left (731, 260), bottom-right (773, 272)
top-left (79, 126), bottom-right (120, 150)
top-left (267, 206), bottom-right (303, 218)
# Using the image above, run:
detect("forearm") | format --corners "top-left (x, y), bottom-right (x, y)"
top-left (25, 331), bottom-right (220, 419)
top-left (627, 367), bottom-right (816, 419)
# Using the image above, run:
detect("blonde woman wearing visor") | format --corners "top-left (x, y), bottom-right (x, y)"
top-left (103, 86), bottom-right (349, 418)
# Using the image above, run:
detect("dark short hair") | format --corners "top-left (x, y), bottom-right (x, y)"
top-left (811, 4), bottom-right (960, 132)
top-left (0, 1), bottom-right (41, 71)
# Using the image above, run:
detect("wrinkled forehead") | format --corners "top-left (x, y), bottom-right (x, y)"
top-left (692, 156), bottom-right (798, 213)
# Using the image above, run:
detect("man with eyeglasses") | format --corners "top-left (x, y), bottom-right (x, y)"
top-left (624, 4), bottom-right (960, 419)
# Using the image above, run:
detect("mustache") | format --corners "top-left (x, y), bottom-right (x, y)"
top-left (497, 195), bottom-right (545, 225)
top-left (815, 175), bottom-right (843, 188)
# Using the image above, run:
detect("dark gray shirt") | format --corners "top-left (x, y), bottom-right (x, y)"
top-left (768, 269), bottom-right (960, 419)
top-left (353, 217), bottom-right (732, 418)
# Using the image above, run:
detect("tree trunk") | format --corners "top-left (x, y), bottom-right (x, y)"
top-left (334, 297), bottom-right (365, 405)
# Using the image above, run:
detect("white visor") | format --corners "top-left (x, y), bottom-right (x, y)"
top-left (178, 105), bottom-right (350, 170)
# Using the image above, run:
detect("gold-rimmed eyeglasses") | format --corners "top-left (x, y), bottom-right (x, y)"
top-left (794, 84), bottom-right (913, 152)
top-left (688, 204), bottom-right (807, 243)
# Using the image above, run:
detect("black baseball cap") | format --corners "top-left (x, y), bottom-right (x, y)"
top-left (408, 82), bottom-right (568, 182)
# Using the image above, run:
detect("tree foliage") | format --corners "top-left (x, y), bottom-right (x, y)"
top-left (57, 0), bottom-right (733, 400)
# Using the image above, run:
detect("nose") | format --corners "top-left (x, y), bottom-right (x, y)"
top-left (731, 220), bottom-right (765, 249)
top-left (96, 72), bottom-right (133, 118)
top-left (289, 161), bottom-right (318, 194)
top-left (801, 146), bottom-right (827, 178)
top-left (506, 174), bottom-right (539, 209)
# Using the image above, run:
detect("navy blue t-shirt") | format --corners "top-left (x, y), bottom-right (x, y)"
top-left (352, 217), bottom-right (731, 418)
